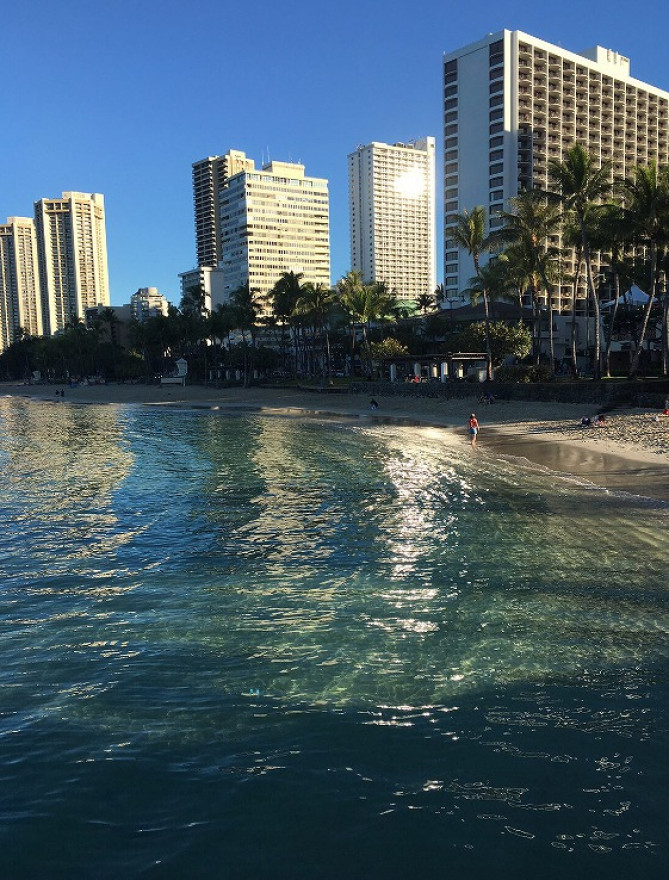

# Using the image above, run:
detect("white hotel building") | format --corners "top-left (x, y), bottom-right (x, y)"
top-left (443, 30), bottom-right (669, 305)
top-left (348, 138), bottom-right (436, 304)
top-left (219, 158), bottom-right (330, 301)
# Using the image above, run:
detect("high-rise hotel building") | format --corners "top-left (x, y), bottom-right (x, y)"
top-left (192, 150), bottom-right (256, 268)
top-left (219, 157), bottom-right (330, 301)
top-left (34, 192), bottom-right (110, 335)
top-left (0, 217), bottom-right (43, 353)
top-left (443, 30), bottom-right (669, 304)
top-left (348, 138), bottom-right (436, 303)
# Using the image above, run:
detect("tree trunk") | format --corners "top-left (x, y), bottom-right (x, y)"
top-left (629, 243), bottom-right (657, 379)
top-left (604, 270), bottom-right (620, 379)
top-left (580, 216), bottom-right (601, 379)
top-left (662, 293), bottom-right (669, 377)
top-left (483, 292), bottom-right (493, 381)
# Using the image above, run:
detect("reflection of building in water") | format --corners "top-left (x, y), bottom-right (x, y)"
top-left (1, 400), bottom-right (134, 550)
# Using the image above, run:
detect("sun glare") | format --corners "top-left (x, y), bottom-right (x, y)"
top-left (393, 168), bottom-right (425, 198)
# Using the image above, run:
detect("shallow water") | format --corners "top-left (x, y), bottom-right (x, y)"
top-left (1, 398), bottom-right (667, 878)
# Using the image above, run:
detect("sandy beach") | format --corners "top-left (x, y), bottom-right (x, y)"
top-left (4, 381), bottom-right (669, 499)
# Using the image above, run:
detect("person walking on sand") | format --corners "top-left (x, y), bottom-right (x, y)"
top-left (468, 412), bottom-right (479, 447)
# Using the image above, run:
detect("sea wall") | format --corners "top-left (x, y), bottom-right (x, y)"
top-left (349, 379), bottom-right (669, 409)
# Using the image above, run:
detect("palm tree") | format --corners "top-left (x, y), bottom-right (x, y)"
top-left (98, 307), bottom-right (119, 347)
top-left (336, 271), bottom-right (365, 372)
top-left (268, 271), bottom-right (305, 375)
top-left (337, 276), bottom-right (396, 377)
top-left (447, 206), bottom-right (494, 379)
top-left (496, 190), bottom-right (562, 371)
top-left (415, 292), bottom-right (436, 315)
top-left (586, 203), bottom-right (631, 377)
top-left (230, 281), bottom-right (262, 385)
top-left (619, 162), bottom-right (669, 378)
top-left (547, 144), bottom-right (613, 378)
top-left (294, 283), bottom-right (336, 382)
top-left (462, 257), bottom-right (517, 322)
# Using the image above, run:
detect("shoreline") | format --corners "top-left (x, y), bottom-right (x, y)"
top-left (3, 382), bottom-right (669, 500)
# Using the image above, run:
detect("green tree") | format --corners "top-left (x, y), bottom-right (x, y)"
top-left (230, 282), bottom-right (262, 385)
top-left (268, 271), bottom-right (305, 375)
top-left (456, 321), bottom-right (531, 370)
top-left (496, 189), bottom-right (562, 370)
top-left (446, 206), bottom-right (494, 379)
top-left (619, 162), bottom-right (669, 378)
top-left (548, 143), bottom-right (613, 377)
top-left (294, 282), bottom-right (337, 382)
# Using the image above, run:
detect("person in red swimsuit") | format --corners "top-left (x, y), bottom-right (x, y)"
top-left (468, 413), bottom-right (479, 447)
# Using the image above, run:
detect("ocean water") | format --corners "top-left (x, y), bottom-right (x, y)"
top-left (0, 396), bottom-right (667, 879)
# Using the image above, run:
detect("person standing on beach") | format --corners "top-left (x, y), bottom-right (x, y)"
top-left (468, 413), bottom-right (479, 447)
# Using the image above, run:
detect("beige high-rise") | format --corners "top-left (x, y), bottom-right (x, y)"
top-left (348, 138), bottom-right (437, 303)
top-left (192, 150), bottom-right (255, 268)
top-left (219, 159), bottom-right (330, 301)
top-left (35, 192), bottom-right (110, 335)
top-left (0, 217), bottom-right (43, 353)
top-left (443, 30), bottom-right (669, 306)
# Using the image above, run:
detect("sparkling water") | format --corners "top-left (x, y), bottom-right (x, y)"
top-left (1, 397), bottom-right (667, 878)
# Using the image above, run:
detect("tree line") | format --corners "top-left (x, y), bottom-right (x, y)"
top-left (3, 143), bottom-right (667, 386)
top-left (449, 144), bottom-right (669, 381)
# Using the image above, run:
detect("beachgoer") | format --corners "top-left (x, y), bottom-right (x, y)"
top-left (580, 416), bottom-right (591, 427)
top-left (468, 413), bottom-right (479, 447)
top-left (594, 414), bottom-right (606, 427)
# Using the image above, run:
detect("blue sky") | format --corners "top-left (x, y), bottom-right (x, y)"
top-left (3, 0), bottom-right (669, 306)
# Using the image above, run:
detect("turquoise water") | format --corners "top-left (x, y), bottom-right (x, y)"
top-left (0, 397), bottom-right (667, 878)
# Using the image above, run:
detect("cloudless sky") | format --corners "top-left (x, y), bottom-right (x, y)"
top-left (3, 0), bottom-right (669, 305)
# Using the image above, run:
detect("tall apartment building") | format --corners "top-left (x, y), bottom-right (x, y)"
top-left (219, 158), bottom-right (330, 300)
top-left (348, 138), bottom-right (436, 303)
top-left (34, 191), bottom-right (110, 335)
top-left (192, 150), bottom-right (255, 267)
top-left (130, 287), bottom-right (170, 322)
top-left (443, 30), bottom-right (669, 304)
top-left (0, 217), bottom-right (43, 353)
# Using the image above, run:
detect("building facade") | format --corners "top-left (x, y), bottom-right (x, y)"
top-left (0, 217), bottom-right (43, 353)
top-left (192, 150), bottom-right (255, 268)
top-left (348, 138), bottom-right (436, 303)
top-left (130, 287), bottom-right (170, 322)
top-left (34, 191), bottom-right (110, 335)
top-left (178, 266), bottom-right (226, 313)
top-left (219, 159), bottom-right (330, 301)
top-left (443, 30), bottom-right (669, 305)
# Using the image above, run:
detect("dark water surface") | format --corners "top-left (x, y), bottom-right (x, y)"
top-left (1, 398), bottom-right (667, 878)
